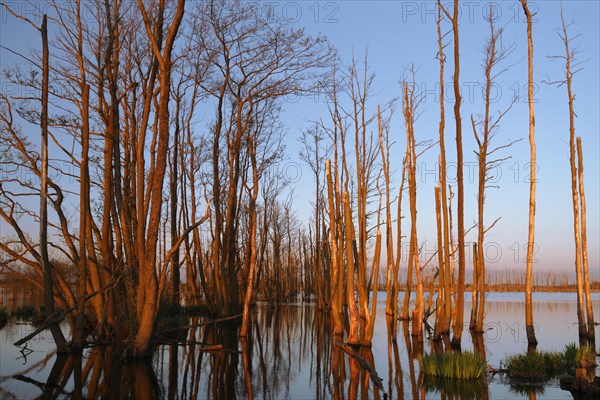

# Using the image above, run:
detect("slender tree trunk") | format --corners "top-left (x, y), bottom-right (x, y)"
top-left (521, 0), bottom-right (538, 348)
top-left (380, 106), bottom-right (395, 320)
top-left (403, 81), bottom-right (423, 341)
top-left (445, 0), bottom-right (466, 349)
top-left (436, 1), bottom-right (452, 338)
top-left (576, 137), bottom-right (595, 342)
top-left (558, 11), bottom-right (587, 342)
top-left (326, 160), bottom-right (344, 336)
top-left (240, 146), bottom-right (259, 337)
top-left (40, 14), bottom-right (69, 354)
top-left (433, 185), bottom-right (445, 340)
top-left (401, 139), bottom-right (412, 322)
top-left (170, 98), bottom-right (181, 307)
top-left (74, 84), bottom-right (91, 352)
top-left (343, 192), bottom-right (360, 346)
top-left (314, 145), bottom-right (323, 310)
top-left (470, 243), bottom-right (479, 331)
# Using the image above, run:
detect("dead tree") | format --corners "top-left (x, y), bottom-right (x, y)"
top-left (402, 77), bottom-right (424, 342)
top-left (576, 137), bottom-right (595, 342)
top-left (547, 9), bottom-right (595, 342)
top-left (433, 0), bottom-right (453, 341)
top-left (440, 0), bottom-right (466, 348)
top-left (520, 0), bottom-right (538, 348)
top-left (469, 12), bottom-right (516, 333)
top-left (0, 5), bottom-right (70, 353)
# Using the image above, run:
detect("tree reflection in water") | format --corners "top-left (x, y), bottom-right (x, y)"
top-left (2, 303), bottom-right (504, 399)
top-left (13, 348), bottom-right (161, 399)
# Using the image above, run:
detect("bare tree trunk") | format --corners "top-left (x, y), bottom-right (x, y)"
top-left (433, 185), bottom-right (445, 340)
top-left (521, 0), bottom-right (538, 348)
top-left (73, 0), bottom-right (92, 351)
top-left (440, 0), bottom-right (465, 348)
top-left (400, 140), bottom-right (412, 322)
top-left (470, 243), bottom-right (479, 331)
top-left (170, 98), bottom-right (181, 307)
top-left (40, 14), bottom-right (69, 354)
top-left (403, 80), bottom-right (423, 341)
top-left (326, 160), bottom-right (344, 336)
top-left (74, 83), bottom-right (91, 352)
top-left (380, 106), bottom-right (396, 320)
top-left (436, 0), bottom-right (452, 339)
top-left (563, 13), bottom-right (586, 342)
top-left (343, 192), bottom-right (361, 346)
top-left (240, 135), bottom-right (259, 337)
top-left (576, 137), bottom-right (595, 342)
top-left (133, 0), bottom-right (186, 357)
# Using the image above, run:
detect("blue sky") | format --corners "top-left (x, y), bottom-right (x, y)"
top-left (0, 1), bottom-right (598, 276)
top-left (277, 1), bottom-right (600, 274)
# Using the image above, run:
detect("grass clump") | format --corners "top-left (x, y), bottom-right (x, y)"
top-left (563, 342), bottom-right (578, 366)
top-left (504, 343), bottom-right (598, 380)
top-left (422, 351), bottom-right (485, 379)
top-left (504, 350), bottom-right (565, 380)
top-left (564, 342), bottom-right (597, 368)
top-left (504, 352), bottom-right (548, 380)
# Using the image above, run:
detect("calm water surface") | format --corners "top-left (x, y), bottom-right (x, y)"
top-left (0, 292), bottom-right (598, 399)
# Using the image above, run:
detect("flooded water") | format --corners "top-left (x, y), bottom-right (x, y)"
top-left (0, 292), bottom-right (598, 399)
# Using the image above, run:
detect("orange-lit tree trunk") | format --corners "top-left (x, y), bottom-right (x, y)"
top-left (133, 0), bottom-right (186, 357)
top-left (402, 78), bottom-right (423, 341)
top-left (576, 137), bottom-right (595, 342)
top-left (326, 160), bottom-right (344, 336)
top-left (562, 9), bottom-right (586, 341)
top-left (40, 14), bottom-right (69, 354)
top-left (343, 192), bottom-right (361, 346)
top-left (521, 0), bottom-right (538, 348)
top-left (441, 0), bottom-right (465, 348)
top-left (434, 0), bottom-right (452, 339)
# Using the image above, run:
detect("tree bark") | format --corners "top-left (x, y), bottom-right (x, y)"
top-left (521, 0), bottom-right (538, 348)
top-left (40, 14), bottom-right (69, 354)
top-left (576, 138), bottom-right (594, 342)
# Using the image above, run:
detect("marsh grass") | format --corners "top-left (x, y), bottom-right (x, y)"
top-left (574, 344), bottom-right (597, 368)
top-left (422, 351), bottom-right (485, 379)
top-left (503, 342), bottom-right (598, 380)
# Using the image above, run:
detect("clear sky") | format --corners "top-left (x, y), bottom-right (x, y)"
top-left (0, 1), bottom-right (598, 277)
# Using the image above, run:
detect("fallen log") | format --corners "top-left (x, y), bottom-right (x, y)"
top-left (334, 340), bottom-right (386, 395)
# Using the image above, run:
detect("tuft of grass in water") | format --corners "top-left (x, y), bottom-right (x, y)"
top-left (0, 308), bottom-right (7, 329)
top-left (563, 342), bottom-right (597, 368)
top-left (541, 351), bottom-right (565, 373)
top-left (422, 351), bottom-right (485, 379)
top-left (504, 343), bottom-right (598, 380)
top-left (504, 352), bottom-right (548, 380)
top-left (563, 342), bottom-right (578, 367)
top-left (575, 344), bottom-right (597, 368)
